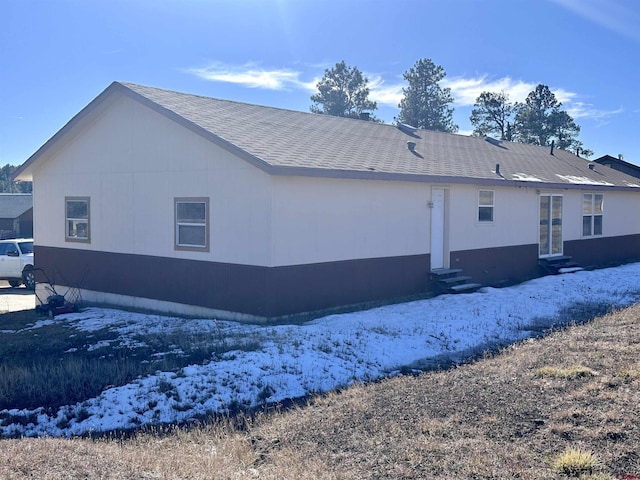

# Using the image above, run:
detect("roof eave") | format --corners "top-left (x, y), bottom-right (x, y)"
top-left (11, 82), bottom-right (127, 182)
top-left (269, 165), bottom-right (640, 190)
top-left (11, 82), bottom-right (277, 182)
top-left (119, 84), bottom-right (277, 175)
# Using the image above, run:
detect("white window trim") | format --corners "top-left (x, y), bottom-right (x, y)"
top-left (538, 193), bottom-right (564, 258)
top-left (478, 189), bottom-right (495, 223)
top-left (65, 196), bottom-right (91, 243)
top-left (582, 193), bottom-right (603, 237)
top-left (174, 197), bottom-right (210, 252)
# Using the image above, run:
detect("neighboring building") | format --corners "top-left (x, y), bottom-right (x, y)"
top-left (593, 155), bottom-right (640, 179)
top-left (12, 82), bottom-right (640, 322)
top-left (0, 193), bottom-right (33, 239)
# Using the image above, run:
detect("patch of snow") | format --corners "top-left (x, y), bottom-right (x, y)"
top-left (2, 262), bottom-right (640, 438)
top-left (87, 340), bottom-right (113, 352)
top-left (511, 173), bottom-right (545, 182)
top-left (555, 174), bottom-right (614, 186)
top-left (558, 267), bottom-right (584, 274)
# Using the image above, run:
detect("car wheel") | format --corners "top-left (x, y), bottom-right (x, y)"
top-left (22, 267), bottom-right (35, 290)
top-left (8, 280), bottom-right (21, 288)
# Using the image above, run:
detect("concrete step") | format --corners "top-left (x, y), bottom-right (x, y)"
top-left (431, 268), bottom-right (462, 278)
top-left (450, 282), bottom-right (483, 293)
top-left (438, 275), bottom-right (472, 285)
top-left (542, 255), bottom-right (573, 264)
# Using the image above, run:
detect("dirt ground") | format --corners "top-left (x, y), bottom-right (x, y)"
top-left (0, 281), bottom-right (36, 314)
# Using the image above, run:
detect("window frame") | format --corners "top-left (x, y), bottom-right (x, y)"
top-left (174, 197), bottom-right (210, 252)
top-left (582, 193), bottom-right (603, 237)
top-left (65, 196), bottom-right (91, 243)
top-left (478, 189), bottom-right (495, 223)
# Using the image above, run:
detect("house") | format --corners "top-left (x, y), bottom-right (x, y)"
top-left (593, 155), bottom-right (640, 179)
top-left (0, 193), bottom-right (33, 239)
top-left (12, 82), bottom-right (640, 322)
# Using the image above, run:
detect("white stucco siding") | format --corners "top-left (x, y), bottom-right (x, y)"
top-left (599, 190), bottom-right (640, 237)
top-left (448, 184), bottom-right (539, 252)
top-left (444, 186), bottom-right (640, 252)
top-left (560, 192), bottom-right (586, 242)
top-left (561, 189), bottom-right (640, 241)
top-left (32, 94), bottom-right (273, 266)
top-left (269, 176), bottom-right (430, 266)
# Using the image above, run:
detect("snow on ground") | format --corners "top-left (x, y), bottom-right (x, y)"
top-left (2, 262), bottom-right (640, 438)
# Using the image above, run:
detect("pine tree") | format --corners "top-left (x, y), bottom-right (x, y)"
top-left (397, 58), bottom-right (457, 132)
top-left (310, 61), bottom-right (377, 118)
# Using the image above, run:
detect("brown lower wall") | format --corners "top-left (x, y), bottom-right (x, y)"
top-left (450, 233), bottom-right (640, 287)
top-left (35, 234), bottom-right (640, 320)
top-left (564, 234), bottom-right (640, 268)
top-left (450, 243), bottom-right (540, 287)
top-left (34, 246), bottom-right (431, 319)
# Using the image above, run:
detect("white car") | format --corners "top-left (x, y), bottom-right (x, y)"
top-left (0, 238), bottom-right (35, 289)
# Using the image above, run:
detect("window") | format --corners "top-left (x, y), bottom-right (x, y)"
top-left (478, 190), bottom-right (494, 222)
top-left (175, 198), bottom-right (209, 251)
top-left (66, 197), bottom-right (90, 242)
top-left (582, 193), bottom-right (603, 236)
top-left (18, 241), bottom-right (33, 254)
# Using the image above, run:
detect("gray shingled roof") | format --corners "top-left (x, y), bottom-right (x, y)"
top-left (0, 194), bottom-right (32, 219)
top-left (14, 81), bottom-right (640, 191)
top-left (120, 83), bottom-right (639, 190)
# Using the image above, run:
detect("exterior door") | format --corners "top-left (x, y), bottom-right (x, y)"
top-left (431, 188), bottom-right (446, 269)
top-left (539, 194), bottom-right (563, 257)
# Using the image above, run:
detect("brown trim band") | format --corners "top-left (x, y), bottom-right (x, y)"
top-left (450, 243), bottom-right (540, 287)
top-left (34, 246), bottom-right (431, 319)
top-left (34, 234), bottom-right (640, 320)
top-left (449, 233), bottom-right (640, 287)
top-left (565, 234), bottom-right (640, 268)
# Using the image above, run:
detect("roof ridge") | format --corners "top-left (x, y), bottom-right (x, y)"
top-left (15, 81), bottom-right (639, 190)
top-left (118, 81), bottom-right (398, 130)
top-left (116, 82), bottom-right (577, 152)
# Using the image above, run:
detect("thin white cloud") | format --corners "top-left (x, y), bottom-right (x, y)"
top-left (566, 102), bottom-right (624, 125)
top-left (367, 75), bottom-right (403, 107)
top-left (443, 75), bottom-right (537, 106)
top-left (551, 88), bottom-right (578, 105)
top-left (443, 75), bottom-right (621, 124)
top-left (551, 0), bottom-right (640, 43)
top-left (188, 62), bottom-right (404, 105)
top-left (187, 62), bottom-right (313, 91)
top-left (186, 62), bottom-right (622, 125)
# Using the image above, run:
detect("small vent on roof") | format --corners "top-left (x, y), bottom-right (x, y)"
top-left (588, 163), bottom-right (595, 170)
top-left (485, 136), bottom-right (503, 146)
top-left (550, 140), bottom-right (555, 156)
top-left (397, 122), bottom-right (418, 135)
top-left (359, 112), bottom-right (371, 121)
top-left (407, 141), bottom-right (416, 152)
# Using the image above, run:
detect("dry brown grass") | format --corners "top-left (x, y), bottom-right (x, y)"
top-left (2, 303), bottom-right (640, 479)
top-left (552, 447), bottom-right (598, 477)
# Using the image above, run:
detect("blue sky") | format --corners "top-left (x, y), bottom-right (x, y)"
top-left (2, 0), bottom-right (639, 166)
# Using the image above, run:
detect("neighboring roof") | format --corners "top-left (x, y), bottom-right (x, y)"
top-left (593, 155), bottom-right (640, 179)
top-left (0, 194), bottom-right (32, 219)
top-left (14, 82), bottom-right (640, 191)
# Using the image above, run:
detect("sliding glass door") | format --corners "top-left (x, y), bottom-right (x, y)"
top-left (539, 195), bottom-right (563, 257)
